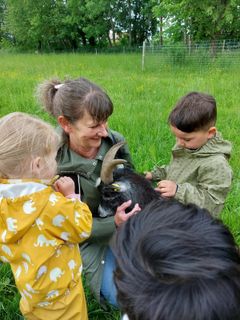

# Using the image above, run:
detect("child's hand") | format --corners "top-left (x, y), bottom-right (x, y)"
top-left (54, 176), bottom-right (75, 197)
top-left (144, 171), bottom-right (153, 180)
top-left (155, 180), bottom-right (177, 198)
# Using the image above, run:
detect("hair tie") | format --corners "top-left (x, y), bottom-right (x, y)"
top-left (54, 84), bottom-right (64, 90)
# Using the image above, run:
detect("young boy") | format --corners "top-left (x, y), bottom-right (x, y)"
top-left (112, 199), bottom-right (240, 320)
top-left (145, 92), bottom-right (232, 217)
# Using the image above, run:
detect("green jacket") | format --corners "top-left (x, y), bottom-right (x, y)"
top-left (151, 132), bottom-right (232, 217)
top-left (57, 128), bottom-right (133, 302)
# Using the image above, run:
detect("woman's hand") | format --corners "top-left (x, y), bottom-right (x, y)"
top-left (54, 176), bottom-right (75, 197)
top-left (114, 200), bottom-right (141, 227)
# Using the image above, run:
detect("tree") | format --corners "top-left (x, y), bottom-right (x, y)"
top-left (153, 0), bottom-right (240, 47)
top-left (0, 0), bottom-right (6, 44)
top-left (113, 0), bottom-right (157, 46)
top-left (5, 0), bottom-right (68, 50)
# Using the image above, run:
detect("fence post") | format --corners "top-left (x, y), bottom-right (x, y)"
top-left (142, 40), bottom-right (146, 71)
top-left (222, 40), bottom-right (225, 52)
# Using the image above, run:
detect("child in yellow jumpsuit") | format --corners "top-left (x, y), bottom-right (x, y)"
top-left (0, 112), bottom-right (92, 320)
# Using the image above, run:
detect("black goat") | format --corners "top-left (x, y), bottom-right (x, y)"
top-left (98, 142), bottom-right (161, 217)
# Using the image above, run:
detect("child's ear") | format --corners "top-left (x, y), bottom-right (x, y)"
top-left (58, 116), bottom-right (72, 134)
top-left (208, 126), bottom-right (216, 138)
top-left (31, 157), bottom-right (41, 177)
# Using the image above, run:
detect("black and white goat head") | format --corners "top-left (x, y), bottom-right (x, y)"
top-left (98, 141), bottom-right (161, 217)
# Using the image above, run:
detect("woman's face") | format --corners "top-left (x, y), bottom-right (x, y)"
top-left (62, 112), bottom-right (108, 151)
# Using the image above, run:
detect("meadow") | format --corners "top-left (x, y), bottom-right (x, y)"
top-left (0, 52), bottom-right (240, 319)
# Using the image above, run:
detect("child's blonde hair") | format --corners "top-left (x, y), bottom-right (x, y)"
top-left (0, 112), bottom-right (59, 178)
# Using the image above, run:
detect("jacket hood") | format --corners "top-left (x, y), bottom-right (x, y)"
top-left (173, 132), bottom-right (232, 158)
top-left (0, 179), bottom-right (50, 244)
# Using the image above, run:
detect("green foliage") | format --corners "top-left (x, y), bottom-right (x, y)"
top-left (4, 0), bottom-right (70, 50)
top-left (116, 0), bottom-right (157, 45)
top-left (0, 264), bottom-right (23, 319)
top-left (0, 0), bottom-right (6, 44)
top-left (153, 0), bottom-right (240, 43)
top-left (1, 0), bottom-right (158, 50)
top-left (1, 0), bottom-right (240, 51)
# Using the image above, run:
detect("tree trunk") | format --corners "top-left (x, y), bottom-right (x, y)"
top-left (89, 36), bottom-right (96, 46)
top-left (127, 0), bottom-right (132, 46)
top-left (37, 40), bottom-right (42, 52)
top-left (210, 38), bottom-right (217, 58)
top-left (78, 29), bottom-right (87, 46)
top-left (159, 16), bottom-right (163, 45)
top-left (107, 33), bottom-right (112, 47)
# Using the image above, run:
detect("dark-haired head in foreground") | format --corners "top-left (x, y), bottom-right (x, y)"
top-left (112, 199), bottom-right (240, 320)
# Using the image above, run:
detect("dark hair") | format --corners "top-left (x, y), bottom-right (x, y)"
top-left (112, 199), bottom-right (240, 320)
top-left (37, 77), bottom-right (113, 123)
top-left (168, 92), bottom-right (217, 132)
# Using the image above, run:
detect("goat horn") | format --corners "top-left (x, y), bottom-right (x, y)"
top-left (100, 141), bottom-right (127, 184)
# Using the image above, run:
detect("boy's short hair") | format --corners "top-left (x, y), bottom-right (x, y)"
top-left (112, 199), bottom-right (240, 320)
top-left (168, 92), bottom-right (217, 132)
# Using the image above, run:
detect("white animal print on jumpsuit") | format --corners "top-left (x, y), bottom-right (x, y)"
top-left (23, 200), bottom-right (36, 214)
top-left (34, 235), bottom-right (57, 247)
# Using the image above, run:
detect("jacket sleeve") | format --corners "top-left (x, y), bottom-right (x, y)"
top-left (87, 216), bottom-right (115, 243)
top-left (151, 165), bottom-right (168, 181)
top-left (43, 194), bottom-right (93, 244)
top-left (174, 159), bottom-right (232, 217)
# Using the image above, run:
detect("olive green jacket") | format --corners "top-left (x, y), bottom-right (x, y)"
top-left (151, 132), bottom-right (232, 217)
top-left (57, 128), bottom-right (133, 302)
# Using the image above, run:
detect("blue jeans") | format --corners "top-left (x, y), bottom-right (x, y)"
top-left (100, 247), bottom-right (118, 308)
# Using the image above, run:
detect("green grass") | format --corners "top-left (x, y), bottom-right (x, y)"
top-left (0, 52), bottom-right (240, 319)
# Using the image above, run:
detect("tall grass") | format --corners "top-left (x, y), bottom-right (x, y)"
top-left (0, 52), bottom-right (240, 319)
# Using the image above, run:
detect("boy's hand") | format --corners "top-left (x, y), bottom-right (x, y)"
top-left (155, 180), bottom-right (177, 198)
top-left (114, 200), bottom-right (141, 227)
top-left (144, 171), bottom-right (153, 180)
top-left (54, 176), bottom-right (75, 197)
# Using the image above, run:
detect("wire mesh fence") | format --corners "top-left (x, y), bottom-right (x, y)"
top-left (141, 39), bottom-right (240, 71)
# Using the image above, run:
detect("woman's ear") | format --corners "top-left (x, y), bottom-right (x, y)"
top-left (58, 116), bottom-right (72, 134)
top-left (208, 126), bottom-right (216, 139)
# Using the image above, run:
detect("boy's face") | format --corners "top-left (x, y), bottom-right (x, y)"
top-left (170, 125), bottom-right (216, 150)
